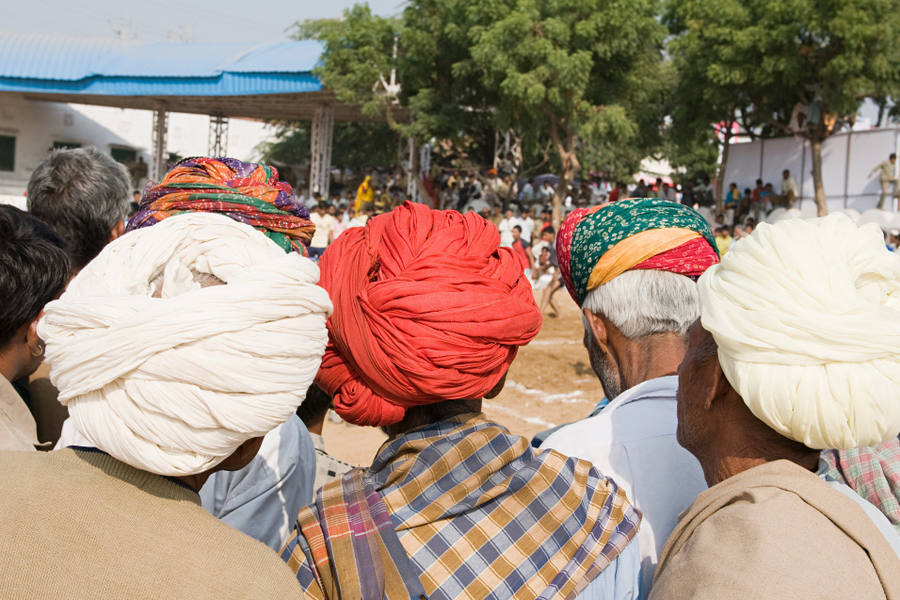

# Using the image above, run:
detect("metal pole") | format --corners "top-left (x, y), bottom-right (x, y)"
top-left (151, 105), bottom-right (168, 182)
top-left (758, 137), bottom-right (764, 181)
top-left (406, 137), bottom-right (416, 199)
top-left (207, 114), bottom-right (229, 157)
top-left (308, 105), bottom-right (334, 200)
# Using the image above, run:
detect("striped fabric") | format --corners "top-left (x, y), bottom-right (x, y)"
top-left (280, 413), bottom-right (641, 600)
top-left (820, 437), bottom-right (900, 533)
top-left (128, 157), bottom-right (314, 254)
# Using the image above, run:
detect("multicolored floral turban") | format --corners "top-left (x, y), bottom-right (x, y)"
top-left (557, 198), bottom-right (720, 305)
top-left (127, 157), bottom-right (314, 253)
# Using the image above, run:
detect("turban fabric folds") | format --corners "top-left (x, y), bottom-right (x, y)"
top-left (557, 198), bottom-right (720, 305)
top-left (316, 202), bottom-right (542, 427)
top-left (698, 214), bottom-right (900, 450)
top-left (128, 157), bottom-right (314, 253)
top-left (39, 213), bottom-right (333, 475)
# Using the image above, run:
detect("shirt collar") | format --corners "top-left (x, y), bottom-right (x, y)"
top-left (605, 375), bottom-right (678, 411)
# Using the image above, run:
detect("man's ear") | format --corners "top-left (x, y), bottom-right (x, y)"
top-left (705, 356), bottom-right (733, 412)
top-left (109, 219), bottom-right (126, 243)
top-left (583, 307), bottom-right (609, 348)
top-left (26, 312), bottom-right (43, 352)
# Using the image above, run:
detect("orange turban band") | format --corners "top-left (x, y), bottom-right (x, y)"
top-left (315, 202), bottom-right (542, 427)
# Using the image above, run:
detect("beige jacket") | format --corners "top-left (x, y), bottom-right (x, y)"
top-left (0, 449), bottom-right (302, 599)
top-left (0, 374), bottom-right (39, 451)
top-left (651, 459), bottom-right (900, 599)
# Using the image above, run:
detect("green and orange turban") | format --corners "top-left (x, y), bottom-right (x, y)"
top-left (127, 157), bottom-right (314, 254)
top-left (557, 198), bottom-right (720, 306)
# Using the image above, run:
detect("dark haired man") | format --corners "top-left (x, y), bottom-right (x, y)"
top-left (0, 205), bottom-right (70, 450)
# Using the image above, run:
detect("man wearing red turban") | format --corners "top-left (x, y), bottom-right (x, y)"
top-left (280, 202), bottom-right (643, 600)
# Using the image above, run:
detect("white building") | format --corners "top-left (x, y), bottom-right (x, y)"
top-left (0, 93), bottom-right (274, 208)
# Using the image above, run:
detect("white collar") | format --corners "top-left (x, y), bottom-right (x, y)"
top-left (605, 375), bottom-right (678, 412)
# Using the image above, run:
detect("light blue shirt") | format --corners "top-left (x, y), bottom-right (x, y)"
top-left (818, 465), bottom-right (900, 558)
top-left (575, 536), bottom-right (641, 600)
top-left (200, 414), bottom-right (316, 550)
top-left (542, 376), bottom-right (706, 599)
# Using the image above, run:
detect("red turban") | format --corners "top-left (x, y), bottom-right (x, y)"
top-left (316, 202), bottom-right (542, 427)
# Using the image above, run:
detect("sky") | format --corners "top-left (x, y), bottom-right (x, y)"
top-left (5, 0), bottom-right (403, 43)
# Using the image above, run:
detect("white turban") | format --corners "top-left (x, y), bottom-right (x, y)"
top-left (39, 213), bottom-right (333, 476)
top-left (698, 213), bottom-right (900, 450)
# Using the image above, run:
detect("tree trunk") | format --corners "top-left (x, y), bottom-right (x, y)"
top-left (877, 98), bottom-right (887, 128)
top-left (548, 117), bottom-right (578, 229)
top-left (809, 136), bottom-right (829, 216)
top-left (716, 131), bottom-right (731, 215)
top-left (553, 166), bottom-right (571, 230)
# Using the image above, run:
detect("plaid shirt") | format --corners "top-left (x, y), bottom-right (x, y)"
top-left (820, 436), bottom-right (900, 534)
top-left (280, 413), bottom-right (640, 600)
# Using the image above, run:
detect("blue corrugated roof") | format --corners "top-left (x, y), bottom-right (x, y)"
top-left (0, 34), bottom-right (324, 96)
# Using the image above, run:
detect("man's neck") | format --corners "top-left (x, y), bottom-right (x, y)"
top-left (175, 472), bottom-right (212, 493)
top-left (615, 334), bottom-right (684, 392)
top-left (696, 436), bottom-right (820, 488)
top-left (0, 350), bottom-right (21, 383)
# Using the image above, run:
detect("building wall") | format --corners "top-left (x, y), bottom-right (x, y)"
top-left (0, 93), bottom-right (275, 206)
top-left (723, 127), bottom-right (900, 214)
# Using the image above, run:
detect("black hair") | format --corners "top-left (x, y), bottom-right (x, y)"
top-left (892, 153), bottom-right (897, 160)
top-left (512, 225), bottom-right (522, 232)
top-left (0, 205), bottom-right (71, 347)
top-left (296, 383), bottom-right (333, 428)
top-left (541, 225), bottom-right (555, 236)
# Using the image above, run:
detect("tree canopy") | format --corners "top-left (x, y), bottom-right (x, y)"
top-left (284, 0), bottom-right (900, 216)
top-left (665, 0), bottom-right (900, 214)
top-left (294, 0), bottom-right (667, 222)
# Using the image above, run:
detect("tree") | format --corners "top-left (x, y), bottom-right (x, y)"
top-left (298, 1), bottom-right (667, 221)
top-left (468, 0), bottom-right (667, 224)
top-left (295, 6), bottom-right (403, 127)
top-left (664, 7), bottom-right (751, 212)
top-left (666, 0), bottom-right (900, 216)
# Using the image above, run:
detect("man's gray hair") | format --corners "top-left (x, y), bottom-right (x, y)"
top-left (582, 270), bottom-right (699, 339)
top-left (27, 147), bottom-right (131, 270)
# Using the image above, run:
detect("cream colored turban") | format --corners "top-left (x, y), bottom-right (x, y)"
top-left (38, 213), bottom-right (333, 476)
top-left (698, 213), bottom-right (900, 450)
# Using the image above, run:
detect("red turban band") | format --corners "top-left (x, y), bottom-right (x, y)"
top-left (315, 202), bottom-right (542, 427)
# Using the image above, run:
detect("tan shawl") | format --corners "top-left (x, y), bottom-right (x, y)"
top-left (651, 459), bottom-right (900, 599)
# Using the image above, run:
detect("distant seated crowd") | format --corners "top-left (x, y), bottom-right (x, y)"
top-left (1, 146), bottom-right (898, 599)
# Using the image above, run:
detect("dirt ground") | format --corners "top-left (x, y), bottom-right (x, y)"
top-left (323, 291), bottom-right (604, 467)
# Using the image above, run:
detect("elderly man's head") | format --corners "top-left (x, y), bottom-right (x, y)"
top-left (557, 199), bottom-right (720, 399)
top-left (27, 147), bottom-right (131, 272)
top-left (582, 270), bottom-right (701, 398)
top-left (677, 214), bottom-right (900, 484)
top-left (675, 321), bottom-right (818, 482)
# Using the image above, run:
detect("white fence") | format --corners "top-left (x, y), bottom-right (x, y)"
top-left (723, 127), bottom-right (900, 213)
